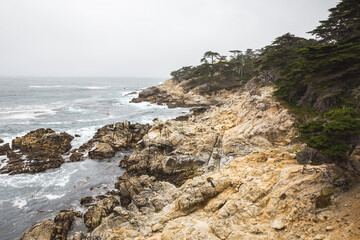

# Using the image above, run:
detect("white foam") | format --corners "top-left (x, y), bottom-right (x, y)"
top-left (45, 193), bottom-right (65, 200)
top-left (78, 86), bottom-right (109, 90)
top-left (29, 85), bottom-right (63, 88)
top-left (13, 198), bottom-right (27, 209)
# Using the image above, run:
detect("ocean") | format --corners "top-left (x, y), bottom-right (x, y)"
top-left (0, 77), bottom-right (189, 240)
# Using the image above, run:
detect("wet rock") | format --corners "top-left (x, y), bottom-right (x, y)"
top-left (125, 91), bottom-right (137, 96)
top-left (75, 134), bottom-right (81, 138)
top-left (0, 143), bottom-right (10, 155)
top-left (53, 210), bottom-right (77, 240)
top-left (84, 197), bottom-right (119, 231)
top-left (68, 232), bottom-right (87, 240)
top-left (21, 219), bottom-right (55, 240)
top-left (1, 128), bottom-right (74, 175)
top-left (69, 152), bottom-right (84, 162)
top-left (80, 196), bottom-right (95, 205)
top-left (0, 138), bottom-right (3, 144)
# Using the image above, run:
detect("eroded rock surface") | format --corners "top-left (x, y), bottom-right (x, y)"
top-left (1, 128), bottom-right (74, 175)
top-left (85, 149), bottom-right (360, 240)
top-left (122, 86), bottom-right (296, 185)
top-left (70, 121), bottom-right (151, 160)
top-left (131, 79), bottom-right (220, 108)
top-left (83, 197), bottom-right (119, 231)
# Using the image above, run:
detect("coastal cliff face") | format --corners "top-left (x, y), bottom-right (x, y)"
top-left (73, 80), bottom-right (359, 240)
top-left (20, 78), bottom-right (360, 240)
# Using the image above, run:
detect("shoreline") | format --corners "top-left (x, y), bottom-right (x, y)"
top-left (4, 78), bottom-right (360, 240)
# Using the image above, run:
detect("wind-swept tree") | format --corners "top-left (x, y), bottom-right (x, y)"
top-left (201, 51), bottom-right (221, 76)
top-left (309, 0), bottom-right (360, 42)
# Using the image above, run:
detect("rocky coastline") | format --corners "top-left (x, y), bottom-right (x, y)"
top-left (6, 78), bottom-right (360, 240)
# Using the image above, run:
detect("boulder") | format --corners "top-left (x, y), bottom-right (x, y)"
top-left (80, 196), bottom-right (95, 205)
top-left (138, 86), bottom-right (160, 98)
top-left (0, 143), bottom-right (10, 155)
top-left (84, 197), bottom-right (119, 231)
top-left (21, 220), bottom-right (55, 240)
top-left (89, 142), bottom-right (115, 159)
top-left (0, 138), bottom-right (3, 144)
top-left (1, 128), bottom-right (74, 175)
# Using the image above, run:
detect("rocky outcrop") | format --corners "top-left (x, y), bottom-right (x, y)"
top-left (0, 143), bottom-right (10, 155)
top-left (83, 197), bottom-right (119, 231)
top-left (70, 121), bottom-right (151, 160)
top-left (52, 210), bottom-right (79, 240)
top-left (0, 128), bottom-right (74, 175)
top-left (21, 209), bottom-right (79, 240)
top-left (131, 79), bottom-right (221, 108)
top-left (84, 148), bottom-right (360, 240)
top-left (122, 86), bottom-right (296, 185)
top-left (21, 220), bottom-right (55, 240)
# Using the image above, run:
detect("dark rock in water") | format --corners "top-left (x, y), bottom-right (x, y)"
top-left (80, 196), bottom-right (95, 205)
top-left (21, 219), bottom-right (55, 240)
top-left (0, 138), bottom-right (3, 144)
top-left (125, 91), bottom-right (137, 96)
top-left (75, 134), bottom-right (81, 138)
top-left (84, 197), bottom-right (119, 231)
top-left (0, 143), bottom-right (10, 155)
top-left (69, 152), bottom-right (85, 162)
top-left (76, 121), bottom-right (151, 160)
top-left (0, 128), bottom-right (74, 175)
top-left (138, 86), bottom-right (160, 98)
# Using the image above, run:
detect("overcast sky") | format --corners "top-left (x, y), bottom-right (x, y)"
top-left (0, 0), bottom-right (339, 78)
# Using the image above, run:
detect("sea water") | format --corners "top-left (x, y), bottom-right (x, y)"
top-left (0, 77), bottom-right (189, 240)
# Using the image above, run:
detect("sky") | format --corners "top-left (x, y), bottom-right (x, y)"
top-left (0, 0), bottom-right (339, 78)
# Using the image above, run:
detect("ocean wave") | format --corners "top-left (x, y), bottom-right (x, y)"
top-left (29, 85), bottom-right (63, 88)
top-left (12, 198), bottom-right (27, 209)
top-left (45, 193), bottom-right (65, 200)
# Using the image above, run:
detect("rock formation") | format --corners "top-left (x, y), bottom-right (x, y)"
top-left (0, 128), bottom-right (74, 175)
top-left (70, 121), bottom-right (151, 160)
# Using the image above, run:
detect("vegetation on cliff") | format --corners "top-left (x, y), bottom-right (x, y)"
top-left (169, 0), bottom-right (360, 160)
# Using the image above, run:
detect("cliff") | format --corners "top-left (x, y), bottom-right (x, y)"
top-left (66, 80), bottom-right (359, 240)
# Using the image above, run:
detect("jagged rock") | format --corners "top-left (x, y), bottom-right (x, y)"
top-left (76, 121), bottom-right (151, 160)
top-left (114, 173), bottom-right (156, 207)
top-left (0, 143), bottom-right (10, 155)
top-left (80, 196), bottom-right (95, 205)
top-left (74, 134), bottom-right (81, 138)
top-left (68, 232), bottom-right (87, 240)
top-left (21, 219), bottom-right (55, 240)
top-left (89, 142), bottom-right (115, 159)
top-left (84, 197), bottom-right (119, 231)
top-left (122, 86), bottom-right (296, 186)
top-left (69, 152), bottom-right (84, 162)
top-left (0, 138), bottom-right (3, 144)
top-left (1, 128), bottom-right (73, 175)
top-left (131, 79), bottom-right (214, 108)
top-left (52, 210), bottom-right (77, 240)
top-left (138, 86), bottom-right (160, 98)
